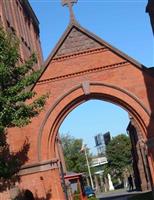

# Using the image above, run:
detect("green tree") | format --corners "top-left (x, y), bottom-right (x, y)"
top-left (61, 134), bottom-right (91, 173)
top-left (106, 134), bottom-right (132, 179)
top-left (0, 27), bottom-right (46, 185)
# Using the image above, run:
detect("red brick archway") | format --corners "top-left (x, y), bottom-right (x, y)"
top-left (7, 22), bottom-right (154, 199)
top-left (37, 82), bottom-right (149, 161)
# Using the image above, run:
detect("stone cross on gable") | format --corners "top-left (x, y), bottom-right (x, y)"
top-left (62, 0), bottom-right (78, 21)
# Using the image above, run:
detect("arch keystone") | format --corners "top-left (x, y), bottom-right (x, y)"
top-left (82, 81), bottom-right (90, 95)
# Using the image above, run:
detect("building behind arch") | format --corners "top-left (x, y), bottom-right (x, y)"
top-left (0, 0), bottom-right (43, 69)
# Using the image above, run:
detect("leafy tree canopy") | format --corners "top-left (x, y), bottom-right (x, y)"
top-left (0, 27), bottom-right (47, 183)
top-left (0, 27), bottom-right (46, 130)
top-left (105, 134), bottom-right (132, 178)
top-left (61, 134), bottom-right (91, 174)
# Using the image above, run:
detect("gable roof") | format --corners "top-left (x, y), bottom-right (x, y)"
top-left (35, 21), bottom-right (150, 86)
top-left (53, 26), bottom-right (103, 58)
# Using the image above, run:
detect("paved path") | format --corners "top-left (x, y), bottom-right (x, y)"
top-left (98, 195), bottom-right (130, 200)
top-left (97, 194), bottom-right (131, 200)
top-left (96, 189), bottom-right (143, 200)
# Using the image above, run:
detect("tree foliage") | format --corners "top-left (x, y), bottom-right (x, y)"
top-left (0, 27), bottom-right (46, 183)
top-left (61, 134), bottom-right (91, 174)
top-left (106, 134), bottom-right (132, 178)
top-left (0, 27), bottom-right (46, 129)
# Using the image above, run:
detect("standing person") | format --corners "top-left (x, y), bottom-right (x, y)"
top-left (128, 175), bottom-right (134, 191)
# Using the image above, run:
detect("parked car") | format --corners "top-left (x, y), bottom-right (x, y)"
top-left (84, 186), bottom-right (95, 197)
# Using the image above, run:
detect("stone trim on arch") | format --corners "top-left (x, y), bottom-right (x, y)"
top-left (82, 81), bottom-right (90, 95)
top-left (37, 81), bottom-right (151, 161)
top-left (37, 84), bottom-right (82, 161)
top-left (90, 82), bottom-right (150, 116)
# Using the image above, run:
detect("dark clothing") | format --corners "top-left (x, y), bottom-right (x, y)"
top-left (128, 175), bottom-right (134, 191)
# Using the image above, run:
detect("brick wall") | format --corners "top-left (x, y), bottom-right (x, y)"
top-left (0, 0), bottom-right (43, 68)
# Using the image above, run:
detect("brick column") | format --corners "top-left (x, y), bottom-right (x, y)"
top-left (127, 119), bottom-right (151, 191)
top-left (136, 141), bottom-right (149, 190)
top-left (18, 160), bottom-right (65, 200)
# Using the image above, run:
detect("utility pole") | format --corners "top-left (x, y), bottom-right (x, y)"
top-left (84, 146), bottom-right (94, 189)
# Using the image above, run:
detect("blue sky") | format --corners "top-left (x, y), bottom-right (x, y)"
top-left (29, 0), bottom-right (154, 154)
top-left (59, 100), bottom-right (129, 154)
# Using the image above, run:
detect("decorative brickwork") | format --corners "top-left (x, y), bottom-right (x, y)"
top-left (6, 21), bottom-right (154, 199)
top-left (3, 8), bottom-right (154, 200)
top-left (54, 27), bottom-right (103, 58)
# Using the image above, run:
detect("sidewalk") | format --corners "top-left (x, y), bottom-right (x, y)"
top-left (96, 189), bottom-right (144, 200)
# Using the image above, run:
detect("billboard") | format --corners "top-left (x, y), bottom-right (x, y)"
top-left (95, 132), bottom-right (111, 147)
top-left (94, 133), bottom-right (104, 146)
top-left (103, 132), bottom-right (111, 146)
top-left (94, 132), bottom-right (111, 155)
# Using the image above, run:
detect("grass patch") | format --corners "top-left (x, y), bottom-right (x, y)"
top-left (128, 191), bottom-right (152, 200)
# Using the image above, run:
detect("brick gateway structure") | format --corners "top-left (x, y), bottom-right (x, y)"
top-left (6, 2), bottom-right (154, 200)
